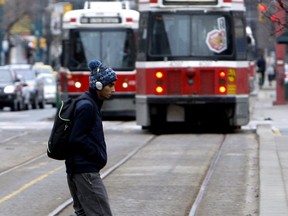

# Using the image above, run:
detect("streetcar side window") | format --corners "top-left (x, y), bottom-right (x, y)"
top-left (234, 14), bottom-right (247, 60)
top-left (138, 12), bottom-right (149, 61)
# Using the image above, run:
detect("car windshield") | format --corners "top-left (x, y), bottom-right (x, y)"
top-left (0, 69), bottom-right (13, 83)
top-left (34, 67), bottom-right (52, 74)
top-left (42, 76), bottom-right (55, 86)
top-left (14, 69), bottom-right (35, 81)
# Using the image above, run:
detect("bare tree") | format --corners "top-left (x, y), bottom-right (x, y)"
top-left (259, 0), bottom-right (288, 35)
top-left (3, 0), bottom-right (37, 32)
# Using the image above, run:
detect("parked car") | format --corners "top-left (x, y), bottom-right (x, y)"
top-left (8, 64), bottom-right (45, 109)
top-left (37, 73), bottom-right (57, 107)
top-left (33, 62), bottom-right (57, 76)
top-left (0, 66), bottom-right (29, 111)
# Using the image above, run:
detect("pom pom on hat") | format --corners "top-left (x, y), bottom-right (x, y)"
top-left (88, 59), bottom-right (117, 90)
top-left (88, 59), bottom-right (103, 72)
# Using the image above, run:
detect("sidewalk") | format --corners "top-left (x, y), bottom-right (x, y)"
top-left (249, 81), bottom-right (288, 216)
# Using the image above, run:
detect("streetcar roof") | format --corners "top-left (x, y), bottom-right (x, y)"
top-left (62, 7), bottom-right (139, 29)
top-left (84, 1), bottom-right (131, 10)
top-left (138, 0), bottom-right (245, 12)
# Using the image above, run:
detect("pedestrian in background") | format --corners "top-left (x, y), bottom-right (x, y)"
top-left (267, 62), bottom-right (275, 86)
top-left (256, 52), bottom-right (266, 88)
top-left (65, 59), bottom-right (117, 216)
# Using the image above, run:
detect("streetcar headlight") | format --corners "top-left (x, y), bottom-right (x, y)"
top-left (122, 81), bottom-right (128, 88)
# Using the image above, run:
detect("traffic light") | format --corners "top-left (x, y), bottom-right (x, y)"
top-left (258, 3), bottom-right (267, 12)
top-left (258, 3), bottom-right (267, 22)
top-left (63, 3), bottom-right (73, 14)
top-left (40, 38), bottom-right (46, 49)
top-left (270, 15), bottom-right (278, 22)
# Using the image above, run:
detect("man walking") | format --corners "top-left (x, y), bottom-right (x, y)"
top-left (256, 52), bottom-right (266, 88)
top-left (65, 59), bottom-right (117, 216)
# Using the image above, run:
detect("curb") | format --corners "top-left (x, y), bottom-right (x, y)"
top-left (256, 124), bottom-right (288, 216)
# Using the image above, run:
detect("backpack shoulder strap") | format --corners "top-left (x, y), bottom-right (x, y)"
top-left (74, 94), bottom-right (97, 119)
top-left (58, 97), bottom-right (78, 120)
top-left (76, 94), bottom-right (97, 109)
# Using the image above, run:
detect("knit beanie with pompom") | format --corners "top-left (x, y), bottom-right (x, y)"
top-left (88, 59), bottom-right (117, 90)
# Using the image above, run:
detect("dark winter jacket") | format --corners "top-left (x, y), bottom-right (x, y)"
top-left (65, 91), bottom-right (107, 174)
top-left (256, 57), bottom-right (266, 73)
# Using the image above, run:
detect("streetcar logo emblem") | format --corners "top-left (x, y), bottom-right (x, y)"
top-left (206, 17), bottom-right (227, 53)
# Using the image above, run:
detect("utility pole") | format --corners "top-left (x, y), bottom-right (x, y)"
top-left (0, 0), bottom-right (5, 65)
top-left (274, 0), bottom-right (286, 105)
top-left (35, 0), bottom-right (44, 62)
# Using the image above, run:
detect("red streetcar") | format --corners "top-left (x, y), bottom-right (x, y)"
top-left (59, 1), bottom-right (139, 117)
top-left (136, 0), bottom-right (251, 131)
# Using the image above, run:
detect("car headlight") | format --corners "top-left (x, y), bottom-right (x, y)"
top-left (4, 85), bottom-right (15, 94)
top-left (28, 83), bottom-right (36, 91)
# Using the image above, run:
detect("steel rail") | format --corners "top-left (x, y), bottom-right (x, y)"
top-left (189, 135), bottom-right (227, 216)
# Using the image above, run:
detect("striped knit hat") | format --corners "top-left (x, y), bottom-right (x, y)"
top-left (88, 59), bottom-right (117, 90)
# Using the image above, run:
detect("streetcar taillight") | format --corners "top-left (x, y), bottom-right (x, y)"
top-left (156, 86), bottom-right (163, 94)
top-left (156, 71), bottom-right (163, 79)
top-left (126, 18), bottom-right (133, 22)
top-left (219, 71), bottom-right (226, 78)
top-left (155, 71), bottom-right (164, 94)
top-left (70, 18), bottom-right (77, 23)
top-left (218, 71), bottom-right (227, 94)
top-left (218, 86), bottom-right (226, 94)
top-left (150, 0), bottom-right (158, 3)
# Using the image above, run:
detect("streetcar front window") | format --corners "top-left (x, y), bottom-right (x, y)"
top-left (63, 29), bottom-right (136, 71)
top-left (148, 13), bottom-right (238, 59)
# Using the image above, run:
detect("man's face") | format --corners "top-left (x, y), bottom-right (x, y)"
top-left (97, 81), bottom-right (116, 99)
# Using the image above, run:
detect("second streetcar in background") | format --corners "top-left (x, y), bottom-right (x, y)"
top-left (59, 1), bottom-right (139, 118)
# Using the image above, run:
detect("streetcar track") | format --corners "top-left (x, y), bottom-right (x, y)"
top-left (0, 131), bottom-right (28, 144)
top-left (189, 135), bottom-right (227, 216)
top-left (0, 131), bottom-right (51, 176)
top-left (0, 128), bottom-right (250, 215)
top-left (0, 153), bottom-right (47, 177)
top-left (50, 134), bottom-right (227, 216)
top-left (48, 135), bottom-right (156, 216)
top-left (0, 121), bottom-right (137, 177)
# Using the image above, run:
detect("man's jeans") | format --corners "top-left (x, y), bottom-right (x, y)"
top-left (67, 172), bottom-right (113, 216)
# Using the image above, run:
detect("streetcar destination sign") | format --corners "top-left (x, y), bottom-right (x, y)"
top-left (80, 17), bottom-right (121, 24)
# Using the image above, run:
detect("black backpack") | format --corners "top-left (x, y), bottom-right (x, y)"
top-left (47, 94), bottom-right (96, 160)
